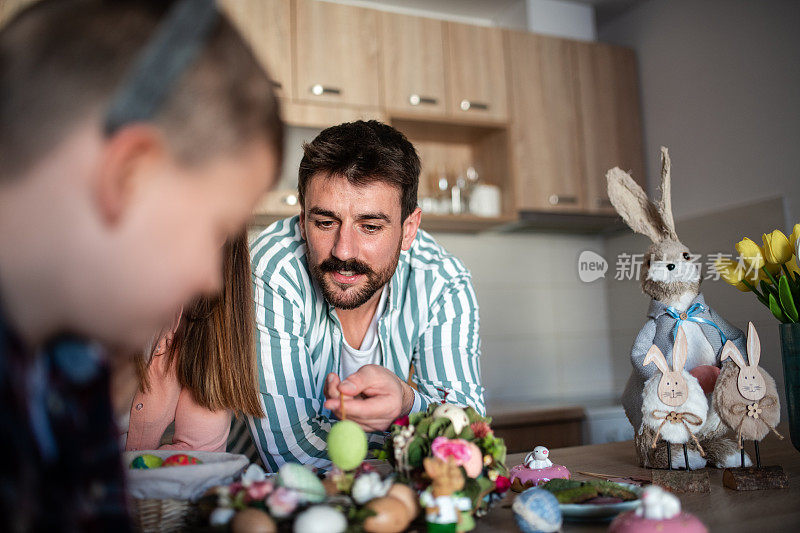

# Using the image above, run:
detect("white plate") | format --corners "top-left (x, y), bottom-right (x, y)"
top-left (559, 483), bottom-right (642, 522)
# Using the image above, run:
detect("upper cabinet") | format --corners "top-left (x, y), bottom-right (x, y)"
top-left (381, 13), bottom-right (447, 117)
top-left (219, 0), bottom-right (293, 99)
top-left (445, 22), bottom-right (508, 122)
top-left (575, 42), bottom-right (645, 214)
top-left (506, 31), bottom-right (586, 212)
top-left (294, 0), bottom-right (381, 108)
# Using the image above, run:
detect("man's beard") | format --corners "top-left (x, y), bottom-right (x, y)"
top-left (310, 245), bottom-right (401, 310)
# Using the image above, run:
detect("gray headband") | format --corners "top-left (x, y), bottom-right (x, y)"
top-left (103, 0), bottom-right (218, 135)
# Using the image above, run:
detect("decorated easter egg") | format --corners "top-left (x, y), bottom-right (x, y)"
top-left (162, 453), bottom-right (201, 467)
top-left (277, 463), bottom-right (326, 503)
top-left (130, 454), bottom-right (163, 469)
top-left (512, 487), bottom-right (562, 533)
top-left (363, 496), bottom-right (410, 533)
top-left (230, 508), bottom-right (277, 533)
top-left (293, 505), bottom-right (347, 533)
top-left (327, 419), bottom-right (368, 471)
top-left (385, 483), bottom-right (420, 519)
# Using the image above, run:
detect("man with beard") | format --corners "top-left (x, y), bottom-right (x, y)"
top-left (248, 121), bottom-right (484, 470)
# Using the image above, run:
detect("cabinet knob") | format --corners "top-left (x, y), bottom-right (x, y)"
top-left (310, 84), bottom-right (341, 96)
top-left (409, 94), bottom-right (438, 106)
top-left (460, 99), bottom-right (489, 111)
top-left (549, 194), bottom-right (577, 206)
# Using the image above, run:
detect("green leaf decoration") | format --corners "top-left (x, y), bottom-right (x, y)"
top-left (458, 426), bottom-right (475, 440)
top-left (779, 275), bottom-right (799, 322)
top-left (407, 437), bottom-right (425, 468)
top-left (760, 279), bottom-right (778, 298)
top-left (769, 293), bottom-right (790, 323)
top-left (428, 418), bottom-right (449, 438)
top-left (443, 424), bottom-right (457, 439)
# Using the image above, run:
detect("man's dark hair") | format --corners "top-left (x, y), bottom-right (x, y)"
top-left (0, 0), bottom-right (284, 180)
top-left (298, 120), bottom-right (420, 221)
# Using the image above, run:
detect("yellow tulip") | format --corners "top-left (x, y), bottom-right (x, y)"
top-left (758, 260), bottom-right (782, 283)
top-left (715, 258), bottom-right (751, 292)
top-left (762, 230), bottom-right (793, 264)
top-left (735, 237), bottom-right (765, 274)
top-left (788, 256), bottom-right (800, 277)
top-left (790, 223), bottom-right (800, 251)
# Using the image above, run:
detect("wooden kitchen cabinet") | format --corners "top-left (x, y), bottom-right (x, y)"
top-left (576, 42), bottom-right (645, 214)
top-left (506, 31), bottom-right (586, 213)
top-left (445, 22), bottom-right (508, 122)
top-left (381, 12), bottom-right (447, 117)
top-left (219, 0), bottom-right (293, 100)
top-left (294, 0), bottom-right (381, 108)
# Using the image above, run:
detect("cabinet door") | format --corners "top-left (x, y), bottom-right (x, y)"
top-left (220, 0), bottom-right (292, 97)
top-left (381, 12), bottom-right (447, 117)
top-left (576, 42), bottom-right (645, 213)
top-left (294, 0), bottom-right (380, 108)
top-left (507, 31), bottom-right (586, 212)
top-left (219, 0), bottom-right (292, 99)
top-left (445, 22), bottom-right (508, 122)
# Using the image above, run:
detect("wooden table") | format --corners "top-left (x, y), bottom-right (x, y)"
top-left (473, 432), bottom-right (800, 532)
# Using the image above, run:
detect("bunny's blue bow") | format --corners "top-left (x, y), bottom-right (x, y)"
top-left (664, 303), bottom-right (728, 345)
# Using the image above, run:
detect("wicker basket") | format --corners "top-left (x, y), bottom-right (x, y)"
top-left (130, 497), bottom-right (196, 533)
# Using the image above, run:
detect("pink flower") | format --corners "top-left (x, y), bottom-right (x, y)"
top-left (494, 475), bottom-right (511, 493)
top-left (245, 480), bottom-right (274, 501)
top-left (393, 415), bottom-right (410, 427)
top-left (470, 421), bottom-right (493, 439)
top-left (431, 438), bottom-right (483, 478)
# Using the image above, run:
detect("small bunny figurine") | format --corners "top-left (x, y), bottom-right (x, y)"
top-left (523, 446), bottom-right (553, 469)
top-left (607, 147), bottom-right (749, 469)
top-left (420, 457), bottom-right (472, 532)
top-left (641, 326), bottom-right (708, 469)
top-left (713, 322), bottom-right (783, 467)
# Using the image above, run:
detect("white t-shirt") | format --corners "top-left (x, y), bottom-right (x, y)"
top-left (339, 286), bottom-right (388, 380)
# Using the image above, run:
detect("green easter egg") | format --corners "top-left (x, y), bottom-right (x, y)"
top-left (130, 454), bottom-right (163, 469)
top-left (327, 420), bottom-right (367, 471)
top-left (277, 463), bottom-right (326, 503)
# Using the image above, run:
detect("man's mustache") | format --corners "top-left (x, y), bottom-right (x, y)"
top-left (319, 257), bottom-right (372, 275)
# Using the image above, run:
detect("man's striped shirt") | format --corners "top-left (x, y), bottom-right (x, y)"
top-left (247, 216), bottom-right (484, 471)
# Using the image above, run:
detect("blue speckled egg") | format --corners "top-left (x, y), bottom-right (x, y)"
top-left (512, 487), bottom-right (562, 533)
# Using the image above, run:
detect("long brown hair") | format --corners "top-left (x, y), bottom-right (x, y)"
top-left (137, 230), bottom-right (264, 417)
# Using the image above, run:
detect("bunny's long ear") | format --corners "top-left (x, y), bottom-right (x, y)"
top-left (644, 344), bottom-right (670, 374)
top-left (672, 325), bottom-right (688, 372)
top-left (747, 322), bottom-right (761, 368)
top-left (656, 147), bottom-right (678, 240)
top-left (721, 340), bottom-right (747, 369)
top-left (606, 167), bottom-right (670, 244)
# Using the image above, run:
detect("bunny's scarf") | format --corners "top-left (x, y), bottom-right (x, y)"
top-left (649, 410), bottom-right (705, 456)
top-left (729, 396), bottom-right (784, 448)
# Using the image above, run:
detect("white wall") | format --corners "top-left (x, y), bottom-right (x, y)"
top-left (526, 0), bottom-right (596, 41)
top-left (598, 0), bottom-right (800, 228)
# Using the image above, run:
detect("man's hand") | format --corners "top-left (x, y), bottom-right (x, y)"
top-left (323, 365), bottom-right (414, 432)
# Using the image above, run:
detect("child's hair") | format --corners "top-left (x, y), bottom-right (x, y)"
top-left (137, 230), bottom-right (264, 417)
top-left (0, 0), bottom-right (283, 181)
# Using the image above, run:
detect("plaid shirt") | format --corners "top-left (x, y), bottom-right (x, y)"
top-left (247, 216), bottom-right (485, 471)
top-left (0, 308), bottom-right (130, 533)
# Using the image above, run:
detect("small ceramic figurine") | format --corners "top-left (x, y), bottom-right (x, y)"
top-left (420, 457), bottom-right (472, 533)
top-left (524, 447), bottom-right (553, 469)
top-left (509, 446), bottom-right (570, 492)
top-left (713, 322), bottom-right (783, 468)
top-left (609, 485), bottom-right (708, 533)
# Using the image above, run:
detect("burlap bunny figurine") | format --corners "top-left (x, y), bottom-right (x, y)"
top-left (607, 147), bottom-right (749, 470)
top-left (713, 322), bottom-right (783, 467)
top-left (641, 326), bottom-right (708, 470)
